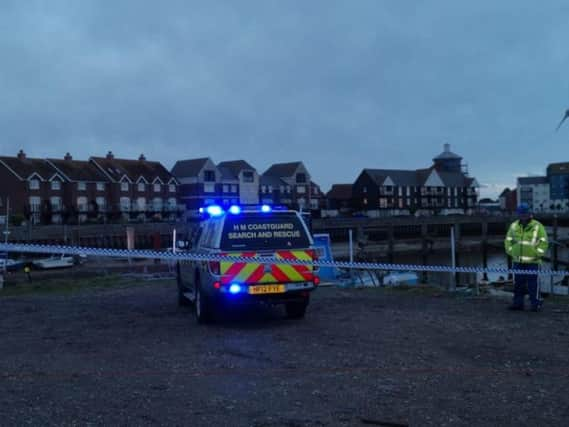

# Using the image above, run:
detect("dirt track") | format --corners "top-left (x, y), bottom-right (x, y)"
top-left (1, 282), bottom-right (569, 426)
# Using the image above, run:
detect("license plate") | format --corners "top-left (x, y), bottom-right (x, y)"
top-left (248, 284), bottom-right (286, 295)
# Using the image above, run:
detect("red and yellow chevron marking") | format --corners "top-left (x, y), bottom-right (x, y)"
top-left (220, 250), bottom-right (315, 285)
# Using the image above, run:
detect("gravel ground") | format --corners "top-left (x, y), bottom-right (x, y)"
top-left (1, 282), bottom-right (569, 427)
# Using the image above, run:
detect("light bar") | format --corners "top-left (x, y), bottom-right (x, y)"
top-left (260, 205), bottom-right (272, 213)
top-left (228, 205), bottom-right (241, 215)
top-left (229, 284), bottom-right (242, 294)
top-left (206, 205), bottom-right (224, 217)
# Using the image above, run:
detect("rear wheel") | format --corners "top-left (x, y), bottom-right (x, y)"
top-left (285, 299), bottom-right (308, 319)
top-left (195, 281), bottom-right (214, 324)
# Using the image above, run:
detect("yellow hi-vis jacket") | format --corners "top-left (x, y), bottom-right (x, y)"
top-left (504, 219), bottom-right (549, 264)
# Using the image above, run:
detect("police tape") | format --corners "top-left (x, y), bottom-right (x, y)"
top-left (0, 242), bottom-right (566, 277)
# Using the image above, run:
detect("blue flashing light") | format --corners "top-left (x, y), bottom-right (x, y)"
top-left (260, 204), bottom-right (272, 213)
top-left (229, 205), bottom-right (241, 215)
top-left (229, 284), bottom-right (242, 294)
top-left (206, 205), bottom-right (224, 217)
top-left (198, 207), bottom-right (204, 214)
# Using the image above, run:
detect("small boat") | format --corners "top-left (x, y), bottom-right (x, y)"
top-left (382, 271), bottom-right (419, 286)
top-left (33, 255), bottom-right (75, 270)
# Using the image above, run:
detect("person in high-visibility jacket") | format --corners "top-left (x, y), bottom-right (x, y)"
top-left (504, 203), bottom-right (548, 311)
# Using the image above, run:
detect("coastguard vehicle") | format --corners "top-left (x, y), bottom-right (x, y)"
top-left (176, 205), bottom-right (320, 323)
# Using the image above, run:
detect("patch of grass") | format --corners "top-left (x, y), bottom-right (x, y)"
top-left (0, 274), bottom-right (173, 297)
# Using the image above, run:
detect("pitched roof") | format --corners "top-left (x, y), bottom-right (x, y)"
top-left (437, 171), bottom-right (471, 187)
top-left (499, 188), bottom-right (511, 197)
top-left (363, 169), bottom-right (419, 186)
top-left (260, 175), bottom-right (288, 187)
top-left (217, 160), bottom-right (256, 177)
top-left (217, 166), bottom-right (237, 180)
top-left (0, 156), bottom-right (59, 181)
top-left (91, 156), bottom-right (173, 182)
top-left (171, 158), bottom-right (210, 178)
top-left (326, 184), bottom-right (352, 200)
top-left (47, 159), bottom-right (110, 182)
top-left (518, 176), bottom-right (548, 185)
top-left (263, 162), bottom-right (302, 177)
top-left (547, 162), bottom-right (569, 175)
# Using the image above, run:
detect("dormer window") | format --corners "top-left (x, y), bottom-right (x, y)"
top-left (153, 183), bottom-right (161, 192)
top-left (121, 182), bottom-right (129, 192)
top-left (29, 179), bottom-right (40, 190)
top-left (138, 182), bottom-right (145, 192)
top-left (243, 171), bottom-right (254, 183)
top-left (51, 180), bottom-right (61, 191)
top-left (77, 182), bottom-right (86, 191)
top-left (204, 170), bottom-right (215, 182)
top-left (169, 184), bottom-right (176, 193)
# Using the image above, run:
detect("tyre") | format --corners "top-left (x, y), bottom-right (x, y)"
top-left (195, 280), bottom-right (214, 324)
top-left (177, 264), bottom-right (191, 307)
top-left (285, 300), bottom-right (308, 319)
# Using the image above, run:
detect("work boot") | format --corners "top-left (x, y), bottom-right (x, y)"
top-left (508, 305), bottom-right (524, 311)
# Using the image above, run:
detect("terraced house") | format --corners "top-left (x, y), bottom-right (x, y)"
top-left (90, 152), bottom-right (179, 221)
top-left (352, 145), bottom-right (479, 216)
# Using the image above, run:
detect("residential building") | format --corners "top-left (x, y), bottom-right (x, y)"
top-left (91, 152), bottom-right (179, 221)
top-left (171, 157), bottom-right (239, 211)
top-left (323, 184), bottom-right (353, 217)
top-left (547, 162), bottom-right (569, 211)
top-left (516, 177), bottom-right (550, 213)
top-left (261, 162), bottom-right (314, 210)
top-left (0, 150), bottom-right (63, 224)
top-left (498, 188), bottom-right (517, 213)
top-left (217, 160), bottom-right (259, 205)
top-left (352, 145), bottom-right (478, 216)
top-left (47, 153), bottom-right (111, 223)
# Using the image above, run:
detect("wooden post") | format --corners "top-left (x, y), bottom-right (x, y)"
top-left (481, 221), bottom-right (489, 282)
top-left (553, 214), bottom-right (558, 271)
top-left (387, 225), bottom-right (395, 264)
top-left (421, 223), bottom-right (428, 284)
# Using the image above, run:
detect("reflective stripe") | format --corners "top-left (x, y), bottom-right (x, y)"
top-left (506, 237), bottom-right (514, 241)
top-left (517, 255), bottom-right (539, 262)
top-left (536, 248), bottom-right (545, 254)
top-left (539, 237), bottom-right (547, 242)
top-left (518, 240), bottom-right (534, 245)
top-left (531, 227), bottom-right (539, 246)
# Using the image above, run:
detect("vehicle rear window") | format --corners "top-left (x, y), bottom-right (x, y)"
top-left (220, 213), bottom-right (310, 251)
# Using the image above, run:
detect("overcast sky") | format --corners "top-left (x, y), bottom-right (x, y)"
top-left (1, 1), bottom-right (569, 197)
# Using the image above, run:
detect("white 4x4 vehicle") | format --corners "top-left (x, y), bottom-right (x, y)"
top-left (176, 205), bottom-right (320, 323)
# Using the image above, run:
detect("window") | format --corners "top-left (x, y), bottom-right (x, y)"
top-left (29, 179), bottom-right (40, 190)
top-left (268, 185), bottom-right (273, 193)
top-left (121, 182), bottom-right (129, 192)
top-left (169, 184), bottom-right (176, 193)
top-left (136, 197), bottom-right (146, 211)
top-left (96, 197), bottom-right (106, 211)
top-left (50, 197), bottom-right (62, 211)
top-left (286, 186), bottom-right (291, 193)
top-left (96, 182), bottom-right (105, 191)
top-left (362, 186), bottom-right (367, 193)
top-left (313, 187), bottom-right (319, 195)
top-left (243, 171), bottom-right (254, 183)
top-left (363, 198), bottom-right (368, 205)
top-left (77, 197), bottom-right (88, 212)
top-left (297, 186), bottom-right (306, 194)
top-left (231, 185), bottom-right (237, 193)
top-left (280, 185), bottom-right (285, 193)
top-left (310, 199), bottom-right (319, 209)
top-left (51, 180), bottom-right (61, 191)
top-left (204, 170), bottom-right (215, 182)
top-left (168, 198), bottom-right (177, 211)
top-left (77, 181), bottom-right (86, 191)
top-left (223, 184), bottom-right (229, 193)
top-left (153, 197), bottom-right (163, 211)
top-left (204, 183), bottom-right (215, 193)
top-left (153, 183), bottom-right (161, 192)
top-left (261, 185), bottom-right (267, 193)
top-left (296, 173), bottom-right (306, 183)
top-left (120, 197), bottom-right (130, 212)
top-left (138, 182), bottom-right (146, 192)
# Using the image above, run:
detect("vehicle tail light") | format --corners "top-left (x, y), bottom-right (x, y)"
top-left (213, 281), bottom-right (221, 289)
top-left (308, 249), bottom-right (320, 272)
top-left (209, 261), bottom-right (220, 275)
top-left (313, 276), bottom-right (320, 286)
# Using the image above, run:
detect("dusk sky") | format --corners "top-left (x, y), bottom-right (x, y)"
top-left (1, 1), bottom-right (569, 198)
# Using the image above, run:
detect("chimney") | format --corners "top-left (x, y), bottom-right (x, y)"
top-left (64, 152), bottom-right (72, 161)
top-left (106, 151), bottom-right (114, 160)
top-left (444, 143), bottom-right (450, 153)
top-left (17, 149), bottom-right (26, 160)
top-left (139, 154), bottom-right (146, 162)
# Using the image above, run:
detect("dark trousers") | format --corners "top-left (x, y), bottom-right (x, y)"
top-left (512, 263), bottom-right (540, 308)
